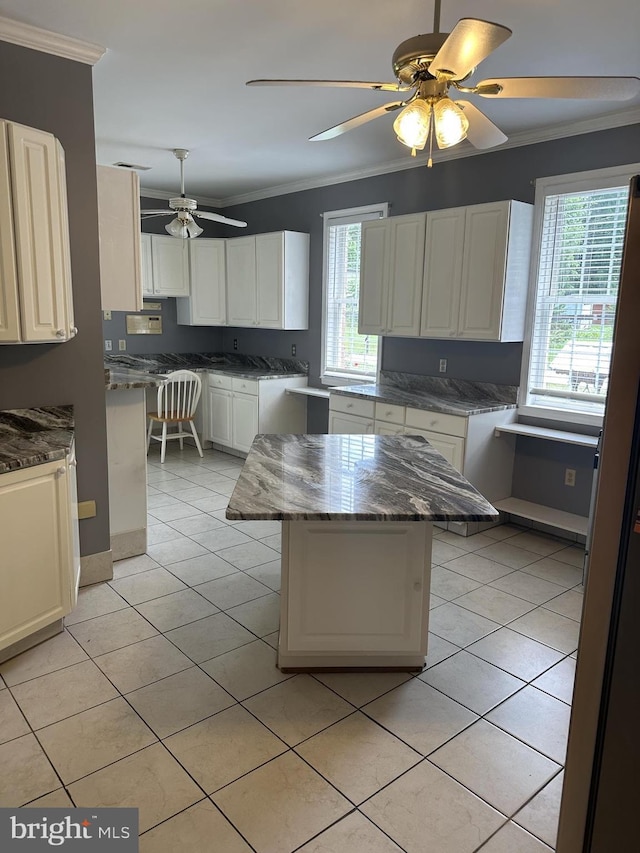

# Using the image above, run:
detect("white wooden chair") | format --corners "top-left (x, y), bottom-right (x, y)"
top-left (147, 370), bottom-right (204, 463)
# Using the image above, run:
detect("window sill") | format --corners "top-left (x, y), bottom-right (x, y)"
top-left (517, 405), bottom-right (603, 429)
top-left (320, 373), bottom-right (376, 388)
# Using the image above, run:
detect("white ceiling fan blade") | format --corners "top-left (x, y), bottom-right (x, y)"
top-left (476, 76), bottom-right (640, 100)
top-left (194, 211), bottom-right (248, 228)
top-left (431, 18), bottom-right (512, 81)
top-left (140, 209), bottom-right (172, 216)
top-left (246, 79), bottom-right (408, 92)
top-left (455, 100), bottom-right (507, 149)
top-left (310, 101), bottom-right (405, 141)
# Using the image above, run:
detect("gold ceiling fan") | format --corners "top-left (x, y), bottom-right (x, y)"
top-left (247, 0), bottom-right (640, 165)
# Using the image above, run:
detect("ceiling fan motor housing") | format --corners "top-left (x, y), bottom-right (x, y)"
top-left (169, 196), bottom-right (197, 211)
top-left (392, 33), bottom-right (450, 84)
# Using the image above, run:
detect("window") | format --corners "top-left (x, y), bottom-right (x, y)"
top-left (521, 164), bottom-right (640, 424)
top-left (321, 203), bottom-right (388, 382)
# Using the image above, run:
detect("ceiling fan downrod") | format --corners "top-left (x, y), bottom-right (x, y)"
top-left (173, 148), bottom-right (189, 198)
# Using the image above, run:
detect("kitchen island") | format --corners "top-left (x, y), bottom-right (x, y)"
top-left (226, 433), bottom-right (497, 671)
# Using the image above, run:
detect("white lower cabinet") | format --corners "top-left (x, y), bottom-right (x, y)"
top-left (231, 392), bottom-right (259, 453)
top-left (0, 453), bottom-right (80, 652)
top-left (208, 387), bottom-right (233, 447)
top-left (405, 427), bottom-right (465, 469)
top-left (328, 394), bottom-right (375, 434)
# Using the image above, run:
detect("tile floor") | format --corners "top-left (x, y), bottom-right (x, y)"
top-left (0, 443), bottom-right (585, 852)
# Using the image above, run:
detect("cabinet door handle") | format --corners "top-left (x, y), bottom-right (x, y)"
top-left (55, 329), bottom-right (66, 338)
top-left (70, 326), bottom-right (78, 337)
top-left (55, 466), bottom-right (66, 477)
top-left (385, 410), bottom-right (393, 417)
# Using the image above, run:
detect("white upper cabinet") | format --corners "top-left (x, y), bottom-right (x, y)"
top-left (421, 200), bottom-right (533, 341)
top-left (140, 233), bottom-right (153, 296)
top-left (97, 165), bottom-right (142, 312)
top-left (0, 120), bottom-right (75, 344)
top-left (176, 239), bottom-right (226, 326)
top-left (226, 231), bottom-right (309, 330)
top-left (149, 234), bottom-right (190, 297)
top-left (359, 213), bottom-right (426, 337)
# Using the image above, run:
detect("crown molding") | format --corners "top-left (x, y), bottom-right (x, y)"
top-left (0, 15), bottom-right (105, 65)
top-left (139, 187), bottom-right (224, 207)
top-left (218, 105), bottom-right (640, 208)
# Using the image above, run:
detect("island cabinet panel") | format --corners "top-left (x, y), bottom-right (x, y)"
top-left (0, 454), bottom-right (79, 653)
top-left (176, 239), bottom-right (226, 326)
top-left (280, 520), bottom-right (431, 667)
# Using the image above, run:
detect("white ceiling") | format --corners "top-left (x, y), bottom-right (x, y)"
top-left (1, 0), bottom-right (639, 203)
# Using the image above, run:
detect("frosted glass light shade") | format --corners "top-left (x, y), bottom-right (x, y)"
top-left (166, 217), bottom-right (188, 238)
top-left (166, 214), bottom-right (203, 238)
top-left (393, 100), bottom-right (431, 150)
top-left (434, 98), bottom-right (469, 148)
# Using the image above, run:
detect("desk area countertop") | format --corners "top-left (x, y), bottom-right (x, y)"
top-left (226, 433), bottom-right (498, 522)
top-left (0, 407), bottom-right (74, 473)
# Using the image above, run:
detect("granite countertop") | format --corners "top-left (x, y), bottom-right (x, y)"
top-left (105, 367), bottom-right (166, 391)
top-left (0, 406), bottom-right (74, 474)
top-left (226, 433), bottom-right (498, 522)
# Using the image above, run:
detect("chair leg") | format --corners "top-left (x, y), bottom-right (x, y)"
top-left (161, 422), bottom-right (168, 464)
top-left (146, 418), bottom-right (154, 453)
top-left (178, 422), bottom-right (184, 451)
top-left (190, 421), bottom-right (204, 457)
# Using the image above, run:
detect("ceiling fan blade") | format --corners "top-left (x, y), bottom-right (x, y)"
top-left (246, 79), bottom-right (408, 92)
top-left (309, 101), bottom-right (405, 141)
top-left (455, 100), bottom-right (507, 149)
top-left (476, 76), bottom-right (640, 100)
top-left (431, 18), bottom-right (512, 81)
top-left (140, 209), bottom-right (172, 216)
top-left (194, 211), bottom-right (248, 228)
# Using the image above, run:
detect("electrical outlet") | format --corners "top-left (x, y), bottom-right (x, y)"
top-left (103, 310), bottom-right (112, 321)
top-left (104, 340), bottom-right (112, 351)
top-left (291, 344), bottom-right (297, 356)
top-left (439, 358), bottom-right (447, 373)
top-left (118, 339), bottom-right (127, 351)
top-left (565, 468), bottom-right (576, 487)
top-left (233, 338), bottom-right (238, 350)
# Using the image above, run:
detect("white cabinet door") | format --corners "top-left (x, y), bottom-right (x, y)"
top-left (328, 412), bottom-right (374, 434)
top-left (232, 392), bottom-right (259, 453)
top-left (97, 165), bottom-right (142, 312)
top-left (256, 232), bottom-right (283, 328)
top-left (226, 236), bottom-right (257, 326)
top-left (208, 388), bottom-right (233, 446)
top-left (407, 427), bottom-right (465, 471)
top-left (374, 422), bottom-right (405, 435)
top-left (458, 202), bottom-right (509, 340)
top-left (421, 207), bottom-right (465, 338)
top-left (140, 233), bottom-right (153, 297)
top-left (0, 457), bottom-right (77, 651)
top-left (358, 219), bottom-right (388, 335)
top-left (386, 213), bottom-right (425, 336)
top-left (176, 239), bottom-right (226, 325)
top-left (9, 122), bottom-right (72, 342)
top-left (151, 235), bottom-right (189, 297)
top-left (0, 121), bottom-right (20, 342)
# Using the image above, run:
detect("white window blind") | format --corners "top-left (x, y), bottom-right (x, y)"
top-left (322, 205), bottom-right (387, 380)
top-left (525, 174), bottom-right (632, 419)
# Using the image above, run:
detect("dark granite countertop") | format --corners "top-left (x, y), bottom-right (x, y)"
top-left (226, 433), bottom-right (498, 522)
top-left (0, 406), bottom-right (74, 474)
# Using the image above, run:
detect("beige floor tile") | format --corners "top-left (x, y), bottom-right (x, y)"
top-left (424, 633), bottom-right (460, 668)
top-left (430, 594), bottom-right (446, 609)
top-left (489, 571), bottom-right (566, 605)
top-left (146, 537), bottom-right (210, 565)
top-left (200, 640), bottom-right (291, 701)
top-left (192, 526), bottom-right (252, 551)
top-left (262, 631), bottom-right (279, 649)
top-left (165, 612), bottom-right (255, 663)
top-left (135, 589), bottom-right (218, 632)
top-left (165, 704), bottom-right (287, 792)
top-left (244, 675), bottom-right (354, 746)
top-left (544, 589), bottom-right (584, 622)
top-left (431, 539), bottom-right (468, 565)
top-left (147, 504), bottom-right (205, 523)
top-left (505, 531), bottom-right (568, 557)
top-left (111, 553), bottom-right (161, 580)
top-left (147, 523), bottom-right (185, 545)
top-left (26, 788), bottom-right (74, 807)
top-left (435, 531), bottom-right (496, 553)
top-left (533, 657), bottom-right (576, 704)
top-left (431, 719), bottom-right (560, 816)
top-left (483, 524), bottom-right (524, 541)
top-left (467, 628), bottom-right (564, 681)
top-left (0, 631), bottom-right (88, 687)
top-left (234, 520), bottom-right (282, 540)
top-left (514, 771), bottom-right (564, 848)
top-left (475, 541), bottom-right (542, 570)
top-left (510, 608), bottom-right (580, 653)
top-left (186, 494), bottom-right (232, 513)
top-left (552, 545), bottom-right (585, 568)
top-left (69, 742), bottom-right (203, 833)
top-left (419, 650), bottom-right (525, 715)
top-left (440, 553), bottom-right (515, 584)
top-left (38, 697), bottom-right (156, 784)
top-left (297, 811), bottom-right (404, 853)
top-left (478, 821), bottom-right (553, 852)
top-left (362, 678), bottom-right (477, 755)
top-left (226, 593), bottom-right (280, 636)
top-left (11, 659), bottom-right (118, 729)
top-left (522, 557), bottom-right (583, 588)
top-left (147, 493), bottom-right (184, 510)
top-left (313, 672), bottom-right (412, 708)
top-left (139, 800), bottom-right (253, 853)
top-left (486, 685), bottom-right (571, 763)
top-left (166, 514), bottom-right (226, 535)
top-left (428, 602), bottom-right (500, 647)
top-left (215, 540), bottom-right (281, 570)
top-left (126, 666), bottom-right (235, 738)
top-left (94, 635), bottom-right (192, 694)
top-left (246, 560), bottom-right (281, 591)
top-left (0, 689), bottom-right (30, 743)
top-left (296, 711), bottom-right (421, 804)
top-left (64, 583), bottom-right (128, 626)
top-left (212, 751), bottom-right (351, 853)
top-left (259, 533), bottom-right (281, 552)
top-left (361, 760), bottom-right (504, 853)
top-left (196, 572), bottom-right (272, 609)
top-left (429, 566), bottom-right (482, 600)
top-left (166, 553), bottom-right (238, 586)
top-left (67, 608), bottom-right (159, 657)
top-left (109, 567), bottom-right (187, 605)
top-left (455, 585), bottom-right (536, 624)
top-left (0, 733), bottom-right (60, 806)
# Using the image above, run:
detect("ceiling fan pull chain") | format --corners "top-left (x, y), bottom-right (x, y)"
top-left (427, 102), bottom-right (435, 168)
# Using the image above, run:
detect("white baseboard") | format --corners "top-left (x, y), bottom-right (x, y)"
top-left (111, 528), bottom-right (147, 562)
top-left (80, 549), bottom-right (113, 586)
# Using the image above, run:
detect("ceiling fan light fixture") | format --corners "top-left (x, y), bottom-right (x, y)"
top-left (165, 216), bottom-right (188, 238)
top-left (433, 97), bottom-right (469, 148)
top-left (165, 212), bottom-right (203, 239)
top-left (393, 99), bottom-right (431, 150)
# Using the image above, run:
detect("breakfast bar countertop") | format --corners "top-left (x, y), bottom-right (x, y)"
top-left (0, 406), bottom-right (74, 474)
top-left (226, 433), bottom-right (498, 523)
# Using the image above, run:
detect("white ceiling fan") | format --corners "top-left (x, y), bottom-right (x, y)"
top-left (247, 0), bottom-right (640, 165)
top-left (141, 149), bottom-right (247, 237)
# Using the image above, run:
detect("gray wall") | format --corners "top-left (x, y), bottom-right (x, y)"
top-left (0, 41), bottom-right (110, 557)
top-left (103, 300), bottom-right (223, 355)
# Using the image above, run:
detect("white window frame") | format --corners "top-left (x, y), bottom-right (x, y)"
top-left (519, 162), bottom-right (640, 427)
top-left (320, 202), bottom-right (388, 386)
